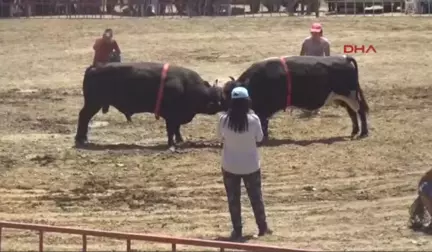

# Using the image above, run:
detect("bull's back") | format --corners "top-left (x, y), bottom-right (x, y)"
top-left (83, 62), bottom-right (206, 112)
top-left (84, 62), bottom-right (204, 93)
top-left (239, 56), bottom-right (353, 83)
top-left (285, 56), bottom-right (352, 68)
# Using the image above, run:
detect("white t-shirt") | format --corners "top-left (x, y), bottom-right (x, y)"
top-left (301, 36), bottom-right (330, 56)
top-left (217, 112), bottom-right (264, 175)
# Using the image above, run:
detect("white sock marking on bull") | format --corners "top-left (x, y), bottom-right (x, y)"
top-left (324, 91), bottom-right (360, 112)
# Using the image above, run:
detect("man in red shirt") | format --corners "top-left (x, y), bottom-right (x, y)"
top-left (92, 29), bottom-right (121, 67)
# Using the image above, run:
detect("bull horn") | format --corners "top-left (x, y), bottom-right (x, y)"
top-left (213, 79), bottom-right (218, 87)
top-left (229, 76), bottom-right (235, 81)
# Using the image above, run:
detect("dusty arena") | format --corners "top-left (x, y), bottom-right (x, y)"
top-left (0, 16), bottom-right (431, 251)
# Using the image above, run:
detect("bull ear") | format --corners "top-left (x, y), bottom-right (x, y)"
top-left (213, 79), bottom-right (218, 87)
top-left (229, 76), bottom-right (235, 81)
top-left (203, 81), bottom-right (211, 87)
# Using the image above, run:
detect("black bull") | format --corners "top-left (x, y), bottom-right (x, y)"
top-left (74, 62), bottom-right (223, 148)
top-left (222, 55), bottom-right (370, 139)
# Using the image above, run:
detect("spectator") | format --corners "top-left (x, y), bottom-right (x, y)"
top-left (217, 86), bottom-right (272, 241)
top-left (93, 28), bottom-right (121, 67)
top-left (409, 168), bottom-right (432, 231)
top-left (299, 22), bottom-right (330, 118)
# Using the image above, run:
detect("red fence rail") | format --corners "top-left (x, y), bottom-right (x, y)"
top-left (0, 221), bottom-right (316, 252)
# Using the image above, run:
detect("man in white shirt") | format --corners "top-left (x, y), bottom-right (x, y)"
top-left (300, 23), bottom-right (330, 57)
top-left (217, 86), bottom-right (272, 240)
top-left (299, 22), bottom-right (331, 118)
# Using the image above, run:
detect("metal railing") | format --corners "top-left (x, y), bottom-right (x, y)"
top-left (1, 0), bottom-right (432, 18)
top-left (0, 221), bottom-right (314, 252)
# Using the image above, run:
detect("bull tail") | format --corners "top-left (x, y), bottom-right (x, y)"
top-left (345, 55), bottom-right (369, 114)
top-left (357, 86), bottom-right (369, 113)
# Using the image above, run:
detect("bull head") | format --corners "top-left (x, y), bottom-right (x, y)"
top-left (205, 83), bottom-right (225, 114)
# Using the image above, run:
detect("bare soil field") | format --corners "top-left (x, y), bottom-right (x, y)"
top-left (0, 16), bottom-right (432, 251)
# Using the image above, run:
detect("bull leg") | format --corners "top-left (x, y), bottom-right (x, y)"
top-left (358, 108), bottom-right (369, 138)
top-left (165, 120), bottom-right (177, 150)
top-left (75, 103), bottom-right (102, 145)
top-left (340, 103), bottom-right (360, 138)
top-left (256, 113), bottom-right (270, 140)
top-left (174, 124), bottom-right (184, 143)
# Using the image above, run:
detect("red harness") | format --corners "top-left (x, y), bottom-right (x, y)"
top-left (279, 56), bottom-right (292, 109)
top-left (154, 63), bottom-right (170, 120)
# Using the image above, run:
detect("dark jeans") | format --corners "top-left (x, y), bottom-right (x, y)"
top-left (222, 168), bottom-right (268, 233)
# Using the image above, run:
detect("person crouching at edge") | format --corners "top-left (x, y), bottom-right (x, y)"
top-left (216, 86), bottom-right (273, 241)
top-left (409, 168), bottom-right (432, 232)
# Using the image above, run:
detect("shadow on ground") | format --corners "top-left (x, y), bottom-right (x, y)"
top-left (74, 135), bottom-right (352, 152)
top-left (261, 136), bottom-right (351, 147)
top-left (74, 140), bottom-right (222, 152)
top-left (214, 234), bottom-right (255, 243)
top-left (75, 142), bottom-right (167, 151)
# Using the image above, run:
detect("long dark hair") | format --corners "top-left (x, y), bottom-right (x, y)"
top-left (224, 97), bottom-right (251, 133)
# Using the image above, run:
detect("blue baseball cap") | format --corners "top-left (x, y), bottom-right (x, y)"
top-left (231, 87), bottom-right (249, 99)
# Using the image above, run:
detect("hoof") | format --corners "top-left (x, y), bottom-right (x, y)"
top-left (168, 146), bottom-right (176, 152)
top-left (258, 136), bottom-right (269, 146)
top-left (409, 222), bottom-right (423, 231)
top-left (358, 132), bottom-right (369, 139)
top-left (350, 129), bottom-right (359, 137)
top-left (74, 139), bottom-right (88, 147)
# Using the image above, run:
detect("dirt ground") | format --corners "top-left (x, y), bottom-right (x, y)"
top-left (0, 16), bottom-right (432, 251)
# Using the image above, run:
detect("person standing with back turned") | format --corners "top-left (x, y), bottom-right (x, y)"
top-left (299, 22), bottom-right (330, 118)
top-left (217, 86), bottom-right (272, 241)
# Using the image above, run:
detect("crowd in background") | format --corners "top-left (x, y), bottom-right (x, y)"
top-left (0, 0), bottom-right (236, 17)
